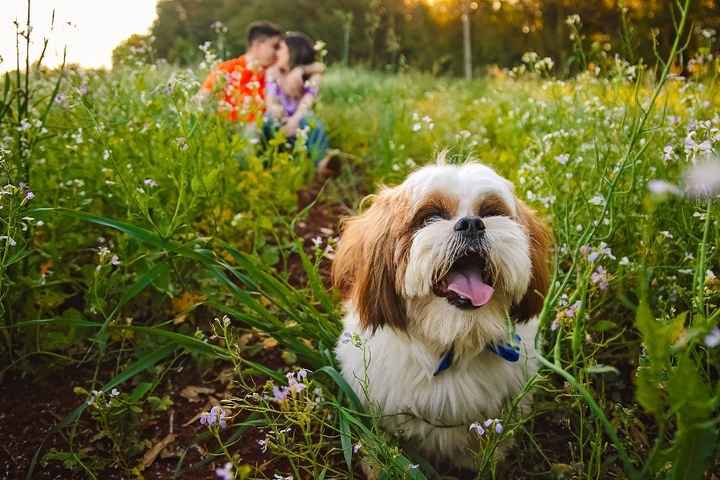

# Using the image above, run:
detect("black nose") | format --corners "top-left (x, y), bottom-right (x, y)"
top-left (454, 216), bottom-right (485, 235)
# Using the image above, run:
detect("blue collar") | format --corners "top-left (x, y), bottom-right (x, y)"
top-left (433, 334), bottom-right (522, 376)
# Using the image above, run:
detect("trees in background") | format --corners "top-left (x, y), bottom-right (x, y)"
top-left (145, 0), bottom-right (720, 76)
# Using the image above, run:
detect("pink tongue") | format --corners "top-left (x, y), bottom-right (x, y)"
top-left (446, 270), bottom-right (494, 307)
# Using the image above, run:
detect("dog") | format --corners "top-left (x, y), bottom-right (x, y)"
top-left (333, 160), bottom-right (552, 471)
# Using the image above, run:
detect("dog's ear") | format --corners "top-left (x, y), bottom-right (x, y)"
top-left (512, 200), bottom-right (553, 321)
top-left (332, 189), bottom-right (409, 331)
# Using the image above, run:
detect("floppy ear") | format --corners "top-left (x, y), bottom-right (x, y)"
top-left (332, 189), bottom-right (409, 331)
top-left (512, 200), bottom-right (553, 321)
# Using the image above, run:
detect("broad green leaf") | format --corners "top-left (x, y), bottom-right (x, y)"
top-left (339, 410), bottom-right (353, 470)
top-left (317, 365), bottom-right (363, 412)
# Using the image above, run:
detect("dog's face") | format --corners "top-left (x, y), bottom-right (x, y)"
top-left (333, 162), bottom-right (552, 352)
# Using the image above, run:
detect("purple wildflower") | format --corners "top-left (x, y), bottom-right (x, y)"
top-left (469, 422), bottom-right (485, 436)
top-left (200, 406), bottom-right (227, 429)
top-left (705, 327), bottom-right (720, 348)
top-left (287, 374), bottom-right (305, 394)
top-left (272, 385), bottom-right (289, 403)
top-left (565, 301), bottom-right (582, 318)
top-left (648, 180), bottom-right (681, 196)
top-left (215, 462), bottom-right (233, 480)
top-left (591, 266), bottom-right (609, 290)
top-left (258, 437), bottom-right (268, 453)
top-left (473, 418), bottom-right (504, 436)
top-left (684, 156), bottom-right (720, 198)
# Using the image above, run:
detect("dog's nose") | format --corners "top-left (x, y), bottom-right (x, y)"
top-left (454, 216), bottom-right (485, 235)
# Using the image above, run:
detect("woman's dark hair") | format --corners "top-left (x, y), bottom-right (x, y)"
top-left (284, 32), bottom-right (315, 69)
top-left (247, 21), bottom-right (282, 46)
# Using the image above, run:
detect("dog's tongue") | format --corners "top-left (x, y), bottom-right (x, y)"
top-left (446, 269), bottom-right (494, 307)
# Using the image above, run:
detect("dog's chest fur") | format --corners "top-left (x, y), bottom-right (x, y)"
top-left (336, 309), bottom-right (539, 467)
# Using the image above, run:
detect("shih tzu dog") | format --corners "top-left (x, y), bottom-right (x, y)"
top-left (333, 160), bottom-right (552, 471)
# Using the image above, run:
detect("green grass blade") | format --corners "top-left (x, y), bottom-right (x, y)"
top-left (294, 239), bottom-right (335, 314)
top-left (317, 365), bottom-right (363, 412)
top-left (58, 344), bottom-right (177, 428)
top-left (339, 410), bottom-right (353, 470)
top-left (96, 262), bottom-right (170, 352)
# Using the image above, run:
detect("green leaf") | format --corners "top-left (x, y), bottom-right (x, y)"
top-left (591, 320), bottom-right (617, 332)
top-left (131, 325), bottom-right (230, 359)
top-left (295, 239), bottom-right (335, 314)
top-left (259, 245), bottom-right (280, 266)
top-left (96, 262), bottom-right (170, 352)
top-left (128, 382), bottom-right (154, 402)
top-left (636, 368), bottom-right (663, 415)
top-left (339, 410), bottom-right (353, 470)
top-left (147, 395), bottom-right (174, 411)
top-left (317, 365), bottom-right (363, 412)
top-left (241, 358), bottom-right (285, 383)
top-left (57, 344), bottom-right (176, 429)
top-left (33, 208), bottom-right (170, 251)
top-left (667, 355), bottom-right (717, 479)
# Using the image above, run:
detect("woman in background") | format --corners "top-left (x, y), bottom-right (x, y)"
top-left (264, 32), bottom-right (339, 177)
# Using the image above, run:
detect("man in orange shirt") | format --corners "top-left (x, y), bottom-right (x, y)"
top-left (201, 21), bottom-right (283, 123)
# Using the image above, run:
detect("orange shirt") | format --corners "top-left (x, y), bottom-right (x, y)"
top-left (201, 55), bottom-right (266, 123)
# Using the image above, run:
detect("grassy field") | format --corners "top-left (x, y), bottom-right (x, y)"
top-left (1, 25), bottom-right (720, 480)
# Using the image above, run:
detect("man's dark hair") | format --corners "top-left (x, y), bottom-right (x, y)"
top-left (284, 32), bottom-right (316, 70)
top-left (247, 21), bottom-right (282, 46)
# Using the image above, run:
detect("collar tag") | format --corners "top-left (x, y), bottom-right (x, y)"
top-left (487, 334), bottom-right (522, 362)
top-left (434, 334), bottom-right (522, 376)
top-left (433, 346), bottom-right (455, 376)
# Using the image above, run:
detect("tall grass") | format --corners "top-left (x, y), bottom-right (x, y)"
top-left (1, 3), bottom-right (719, 477)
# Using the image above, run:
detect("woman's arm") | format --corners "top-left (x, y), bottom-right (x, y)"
top-left (283, 63), bottom-right (325, 97)
top-left (302, 62), bottom-right (326, 76)
top-left (265, 68), bottom-right (285, 122)
top-left (281, 73), bottom-right (322, 137)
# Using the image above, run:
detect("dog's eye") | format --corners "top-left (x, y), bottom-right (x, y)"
top-left (477, 205), bottom-right (506, 218)
top-left (423, 213), bottom-right (444, 224)
top-left (479, 208), bottom-right (503, 217)
top-left (416, 208), bottom-right (449, 227)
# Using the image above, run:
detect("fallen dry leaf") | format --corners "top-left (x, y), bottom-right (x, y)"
top-left (140, 433), bottom-right (176, 470)
top-left (172, 291), bottom-right (206, 315)
top-left (218, 367), bottom-right (235, 385)
top-left (179, 385), bottom-right (215, 402)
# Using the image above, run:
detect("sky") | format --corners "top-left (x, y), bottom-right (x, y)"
top-left (1, 0), bottom-right (159, 72)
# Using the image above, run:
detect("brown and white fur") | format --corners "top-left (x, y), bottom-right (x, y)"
top-left (333, 160), bottom-right (552, 470)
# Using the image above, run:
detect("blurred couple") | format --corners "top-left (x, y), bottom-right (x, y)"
top-left (200, 21), bottom-right (338, 177)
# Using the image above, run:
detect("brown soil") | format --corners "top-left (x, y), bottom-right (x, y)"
top-left (0, 354), bottom-right (301, 479)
